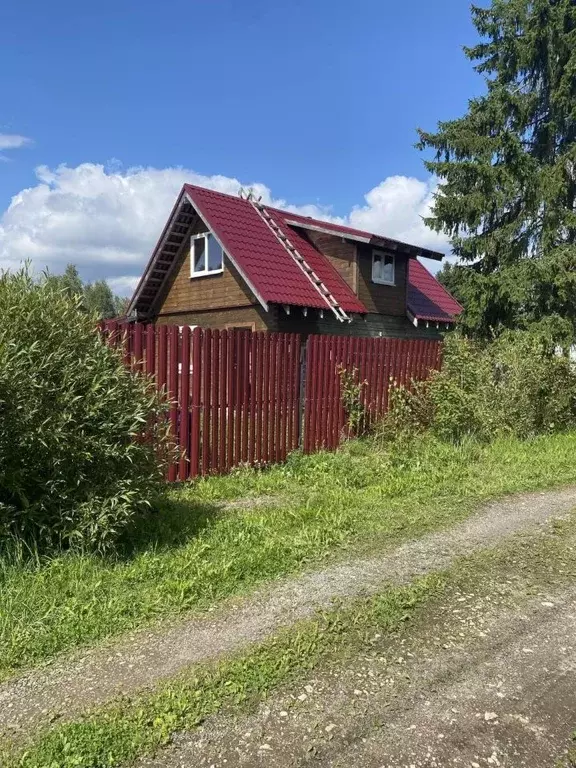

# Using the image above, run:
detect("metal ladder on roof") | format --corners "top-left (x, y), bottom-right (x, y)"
top-left (250, 199), bottom-right (350, 323)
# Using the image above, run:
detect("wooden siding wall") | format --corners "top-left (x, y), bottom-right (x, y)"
top-left (157, 303), bottom-right (443, 340)
top-left (159, 254), bottom-right (257, 314)
top-left (304, 230), bottom-right (358, 291)
top-left (155, 215), bottom-right (258, 316)
top-left (357, 244), bottom-right (408, 316)
top-left (156, 305), bottom-right (272, 331)
top-left (274, 309), bottom-right (444, 340)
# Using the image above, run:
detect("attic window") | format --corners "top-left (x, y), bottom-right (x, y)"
top-left (372, 250), bottom-right (395, 285)
top-left (190, 233), bottom-right (224, 277)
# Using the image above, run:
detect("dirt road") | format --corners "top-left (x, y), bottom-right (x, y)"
top-left (2, 487), bottom-right (575, 744)
top-left (139, 579), bottom-right (576, 768)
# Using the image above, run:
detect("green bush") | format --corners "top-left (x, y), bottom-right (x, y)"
top-left (0, 269), bottom-right (170, 552)
top-left (381, 331), bottom-right (576, 443)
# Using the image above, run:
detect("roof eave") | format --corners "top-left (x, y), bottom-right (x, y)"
top-left (372, 238), bottom-right (444, 261)
top-left (410, 311), bottom-right (456, 324)
top-left (284, 218), bottom-right (444, 261)
top-left (127, 186), bottom-right (189, 317)
top-left (283, 219), bottom-right (371, 244)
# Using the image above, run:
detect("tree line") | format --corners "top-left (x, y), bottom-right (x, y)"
top-left (45, 264), bottom-right (129, 319)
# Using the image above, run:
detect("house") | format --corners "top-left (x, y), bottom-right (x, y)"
top-left (128, 184), bottom-right (462, 339)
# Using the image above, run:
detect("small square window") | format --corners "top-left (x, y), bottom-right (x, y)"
top-left (372, 251), bottom-right (395, 285)
top-left (191, 233), bottom-right (224, 277)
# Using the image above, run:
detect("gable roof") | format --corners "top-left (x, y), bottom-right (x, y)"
top-left (184, 185), bottom-right (366, 314)
top-left (129, 184), bottom-right (460, 324)
top-left (407, 258), bottom-right (463, 324)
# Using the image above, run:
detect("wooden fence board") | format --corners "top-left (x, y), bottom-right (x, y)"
top-left (167, 325), bottom-right (179, 481)
top-left (179, 326), bottom-right (191, 480)
top-left (201, 329), bottom-right (212, 476)
top-left (210, 330), bottom-right (220, 471)
top-left (190, 327), bottom-right (202, 478)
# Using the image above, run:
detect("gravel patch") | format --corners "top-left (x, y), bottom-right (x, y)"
top-left (1, 486), bottom-right (575, 743)
top-left (138, 572), bottom-right (576, 767)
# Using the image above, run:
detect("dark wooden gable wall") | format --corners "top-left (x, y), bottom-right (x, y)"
top-left (301, 229), bottom-right (408, 317)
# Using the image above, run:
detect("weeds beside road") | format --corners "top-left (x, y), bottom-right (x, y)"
top-left (1, 431), bottom-right (576, 680)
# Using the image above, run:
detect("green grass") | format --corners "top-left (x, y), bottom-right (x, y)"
top-left (1, 432), bottom-right (576, 680)
top-left (559, 735), bottom-right (576, 767)
top-left (3, 511), bottom-right (576, 768)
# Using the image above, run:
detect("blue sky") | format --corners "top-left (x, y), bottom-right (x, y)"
top-left (0, 0), bottom-right (481, 292)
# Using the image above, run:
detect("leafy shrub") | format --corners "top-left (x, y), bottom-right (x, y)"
top-left (337, 365), bottom-right (367, 436)
top-left (381, 331), bottom-right (576, 444)
top-left (0, 269), bottom-right (170, 552)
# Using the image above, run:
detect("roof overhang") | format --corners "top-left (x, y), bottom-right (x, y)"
top-left (128, 187), bottom-right (191, 318)
top-left (283, 219), bottom-right (371, 244)
top-left (284, 219), bottom-right (444, 261)
top-left (128, 189), bottom-right (269, 319)
top-left (408, 308), bottom-right (456, 327)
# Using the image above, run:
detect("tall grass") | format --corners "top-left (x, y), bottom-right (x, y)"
top-left (1, 431), bottom-right (576, 680)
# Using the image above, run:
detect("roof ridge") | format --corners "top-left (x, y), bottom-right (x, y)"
top-left (183, 184), bottom-right (444, 260)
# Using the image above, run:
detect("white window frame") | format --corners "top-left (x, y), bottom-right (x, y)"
top-left (190, 233), bottom-right (224, 278)
top-left (371, 249), bottom-right (395, 286)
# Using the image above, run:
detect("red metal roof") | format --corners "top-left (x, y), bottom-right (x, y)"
top-left (131, 184), bottom-right (461, 323)
top-left (407, 258), bottom-right (463, 323)
top-left (184, 185), bottom-right (366, 313)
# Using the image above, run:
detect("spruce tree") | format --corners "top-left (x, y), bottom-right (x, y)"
top-left (418, 0), bottom-right (576, 340)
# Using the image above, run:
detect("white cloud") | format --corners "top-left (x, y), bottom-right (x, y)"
top-left (0, 134), bottom-right (33, 161)
top-left (106, 275), bottom-right (140, 295)
top-left (0, 134), bottom-right (32, 150)
top-left (0, 163), bottom-right (450, 294)
top-left (349, 176), bottom-right (449, 253)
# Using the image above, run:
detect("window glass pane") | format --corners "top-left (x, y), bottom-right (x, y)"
top-left (193, 236), bottom-right (206, 272)
top-left (382, 254), bottom-right (394, 283)
top-left (372, 252), bottom-right (395, 283)
top-left (207, 233), bottom-right (223, 271)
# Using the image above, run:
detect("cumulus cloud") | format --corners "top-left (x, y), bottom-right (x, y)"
top-left (350, 175), bottom-right (449, 250)
top-left (0, 163), bottom-right (450, 294)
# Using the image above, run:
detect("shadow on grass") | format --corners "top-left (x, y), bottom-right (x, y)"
top-left (0, 497), bottom-right (223, 568)
top-left (117, 496), bottom-right (223, 558)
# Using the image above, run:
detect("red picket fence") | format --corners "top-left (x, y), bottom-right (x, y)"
top-left (303, 335), bottom-right (442, 453)
top-left (99, 322), bottom-right (441, 479)
top-left (100, 322), bottom-right (302, 480)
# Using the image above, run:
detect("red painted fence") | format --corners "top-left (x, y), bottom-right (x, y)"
top-left (303, 334), bottom-right (442, 453)
top-left (100, 322), bottom-right (441, 479)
